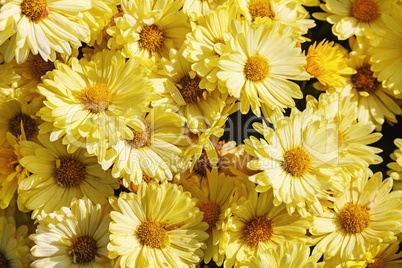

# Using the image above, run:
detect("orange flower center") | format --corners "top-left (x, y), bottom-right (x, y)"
top-left (54, 156), bottom-right (87, 187)
top-left (69, 235), bottom-right (98, 264)
top-left (242, 216), bottom-right (274, 248)
top-left (177, 75), bottom-right (204, 103)
top-left (351, 0), bottom-right (380, 23)
top-left (339, 202), bottom-right (370, 234)
top-left (367, 257), bottom-right (385, 268)
top-left (20, 0), bottom-right (48, 22)
top-left (248, 0), bottom-right (274, 20)
top-left (31, 55), bottom-right (54, 79)
top-left (136, 221), bottom-right (167, 249)
top-left (126, 124), bottom-right (151, 149)
top-left (351, 64), bottom-right (380, 94)
top-left (139, 24), bottom-right (165, 53)
top-left (80, 83), bottom-right (112, 113)
top-left (282, 147), bottom-right (311, 177)
top-left (244, 55), bottom-right (270, 82)
top-left (8, 113), bottom-right (37, 140)
top-left (198, 201), bottom-right (221, 231)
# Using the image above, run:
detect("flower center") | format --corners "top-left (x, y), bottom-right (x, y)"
top-left (367, 257), bottom-right (385, 268)
top-left (136, 220), bottom-right (167, 249)
top-left (126, 124), bottom-right (151, 149)
top-left (20, 0), bottom-right (48, 22)
top-left (69, 235), bottom-right (98, 264)
top-left (139, 24), bottom-right (165, 53)
top-left (177, 75), bottom-right (204, 103)
top-left (242, 216), bottom-right (274, 248)
top-left (244, 55), bottom-right (270, 82)
top-left (282, 147), bottom-right (311, 177)
top-left (351, 0), bottom-right (380, 23)
top-left (337, 130), bottom-right (347, 141)
top-left (339, 202), bottom-right (370, 234)
top-left (8, 113), bottom-right (37, 140)
top-left (31, 55), bottom-right (54, 79)
top-left (198, 201), bottom-right (221, 231)
top-left (54, 156), bottom-right (87, 187)
top-left (351, 64), bottom-right (380, 94)
top-left (248, 0), bottom-right (274, 19)
top-left (80, 83), bottom-right (112, 113)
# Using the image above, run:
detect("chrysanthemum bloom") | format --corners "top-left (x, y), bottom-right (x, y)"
top-left (306, 39), bottom-right (356, 88)
top-left (313, 0), bottom-right (392, 40)
top-left (107, 0), bottom-right (190, 60)
top-left (346, 241), bottom-right (402, 267)
top-left (181, 168), bottom-right (237, 266)
top-left (217, 21), bottom-right (309, 117)
top-left (18, 133), bottom-right (119, 219)
top-left (108, 182), bottom-right (209, 267)
top-left (0, 216), bottom-right (30, 267)
top-left (341, 46), bottom-right (401, 130)
top-left (370, 3), bottom-right (402, 93)
top-left (0, 0), bottom-right (90, 63)
top-left (242, 242), bottom-right (324, 268)
top-left (37, 49), bottom-right (153, 160)
top-left (244, 107), bottom-right (347, 216)
top-left (31, 197), bottom-right (113, 267)
top-left (99, 104), bottom-right (186, 187)
top-left (183, 3), bottom-right (237, 93)
top-left (310, 171), bottom-right (402, 261)
top-left (182, 0), bottom-right (232, 21)
top-left (307, 93), bottom-right (382, 180)
top-left (224, 188), bottom-right (312, 268)
top-left (388, 138), bottom-right (402, 190)
top-left (0, 97), bottom-right (42, 146)
top-left (236, 0), bottom-right (316, 43)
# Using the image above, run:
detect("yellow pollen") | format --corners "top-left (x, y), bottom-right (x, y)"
top-left (248, 0), bottom-right (274, 20)
top-left (337, 130), bottom-right (347, 141)
top-left (339, 202), bottom-right (370, 234)
top-left (177, 75), bottom-right (204, 103)
top-left (0, 252), bottom-right (9, 268)
top-left (80, 83), bottom-right (112, 113)
top-left (351, 64), bottom-right (380, 94)
top-left (139, 24), bottom-right (165, 53)
top-left (282, 147), bottom-right (311, 177)
top-left (126, 124), bottom-right (151, 148)
top-left (244, 55), bottom-right (270, 82)
top-left (351, 0), bottom-right (380, 23)
top-left (69, 235), bottom-right (98, 264)
top-left (367, 257), bottom-right (385, 268)
top-left (242, 216), bottom-right (274, 248)
top-left (198, 201), bottom-right (221, 231)
top-left (31, 55), bottom-right (54, 79)
top-left (20, 0), bottom-right (48, 22)
top-left (8, 113), bottom-right (37, 140)
top-left (54, 156), bottom-right (87, 187)
top-left (136, 221), bottom-right (167, 249)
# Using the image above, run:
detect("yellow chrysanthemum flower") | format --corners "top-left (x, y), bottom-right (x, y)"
top-left (108, 182), bottom-right (209, 268)
top-left (224, 187), bottom-right (312, 268)
top-left (37, 49), bottom-right (153, 160)
top-left (242, 242), bottom-right (324, 268)
top-left (244, 107), bottom-right (347, 217)
top-left (181, 168), bottom-right (237, 266)
top-left (346, 241), bottom-right (402, 267)
top-left (310, 171), bottom-right (402, 261)
top-left (107, 0), bottom-right (190, 60)
top-left (0, 0), bottom-right (90, 63)
top-left (313, 0), bottom-right (392, 40)
top-left (388, 138), bottom-right (402, 190)
top-left (305, 40), bottom-right (356, 88)
top-left (99, 104), bottom-right (186, 187)
top-left (18, 133), bottom-right (119, 219)
top-left (0, 216), bottom-right (30, 267)
top-left (217, 21), bottom-right (309, 117)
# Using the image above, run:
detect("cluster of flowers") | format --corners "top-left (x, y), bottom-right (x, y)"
top-left (0, 0), bottom-right (401, 267)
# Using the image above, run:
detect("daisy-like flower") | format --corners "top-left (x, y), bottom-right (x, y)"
top-left (242, 242), bottom-right (324, 268)
top-left (305, 39), bottom-right (356, 88)
top-left (183, 3), bottom-right (237, 93)
top-left (370, 3), bottom-right (402, 93)
top-left (346, 241), bottom-right (402, 267)
top-left (31, 197), bottom-right (113, 267)
top-left (388, 138), bottom-right (402, 190)
top-left (18, 133), bottom-right (119, 219)
top-left (310, 171), bottom-right (402, 261)
top-left (108, 182), bottom-right (209, 268)
top-left (107, 0), bottom-right (190, 60)
top-left (37, 49), bottom-right (153, 160)
top-left (182, 0), bottom-right (231, 21)
top-left (0, 0), bottom-right (90, 63)
top-left (224, 187), bottom-right (312, 268)
top-left (236, 0), bottom-right (316, 43)
top-left (181, 168), bottom-right (237, 266)
top-left (99, 104), bottom-right (186, 187)
top-left (0, 216), bottom-right (30, 267)
top-left (244, 107), bottom-right (346, 217)
top-left (313, 0), bottom-right (392, 40)
top-left (217, 21), bottom-right (309, 117)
